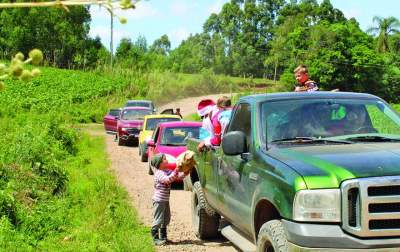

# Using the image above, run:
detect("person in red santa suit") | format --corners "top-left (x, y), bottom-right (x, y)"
top-left (197, 98), bottom-right (225, 152)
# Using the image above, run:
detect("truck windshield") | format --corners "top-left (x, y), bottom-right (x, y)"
top-left (125, 101), bottom-right (151, 108)
top-left (261, 99), bottom-right (400, 144)
top-left (161, 127), bottom-right (200, 146)
top-left (121, 109), bottom-right (152, 120)
top-left (146, 118), bottom-right (181, 130)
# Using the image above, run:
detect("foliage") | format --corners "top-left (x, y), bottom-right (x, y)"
top-left (0, 49), bottom-right (43, 91)
top-left (367, 16), bottom-right (400, 53)
top-left (0, 67), bottom-right (132, 122)
top-left (0, 4), bottom-right (94, 68)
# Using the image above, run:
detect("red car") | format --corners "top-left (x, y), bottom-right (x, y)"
top-left (117, 107), bottom-right (152, 146)
top-left (103, 108), bottom-right (121, 133)
top-left (147, 121), bottom-right (202, 179)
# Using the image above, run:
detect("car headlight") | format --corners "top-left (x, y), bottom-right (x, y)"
top-left (121, 127), bottom-right (128, 131)
top-left (293, 189), bottom-right (341, 222)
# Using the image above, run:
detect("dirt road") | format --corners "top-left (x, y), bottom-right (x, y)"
top-left (104, 94), bottom-right (238, 252)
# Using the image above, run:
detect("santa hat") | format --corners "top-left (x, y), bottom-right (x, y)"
top-left (197, 99), bottom-right (215, 117)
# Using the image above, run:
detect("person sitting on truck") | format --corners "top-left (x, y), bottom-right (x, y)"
top-left (150, 153), bottom-right (188, 245)
top-left (197, 97), bottom-right (227, 152)
top-left (218, 96), bottom-right (233, 136)
top-left (197, 99), bottom-right (216, 141)
top-left (294, 64), bottom-right (319, 92)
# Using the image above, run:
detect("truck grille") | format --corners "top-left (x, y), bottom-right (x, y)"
top-left (126, 128), bottom-right (140, 135)
top-left (342, 176), bottom-right (400, 237)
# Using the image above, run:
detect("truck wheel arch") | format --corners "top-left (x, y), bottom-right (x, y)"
top-left (253, 199), bottom-right (280, 242)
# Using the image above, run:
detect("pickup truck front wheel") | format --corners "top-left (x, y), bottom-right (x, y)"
top-left (192, 182), bottom-right (220, 239)
top-left (117, 135), bottom-right (125, 146)
top-left (256, 220), bottom-right (288, 252)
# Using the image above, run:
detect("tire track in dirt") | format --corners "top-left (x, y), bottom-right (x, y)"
top-left (103, 94), bottom-right (238, 252)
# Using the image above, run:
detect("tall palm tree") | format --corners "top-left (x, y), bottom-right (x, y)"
top-left (367, 16), bottom-right (400, 53)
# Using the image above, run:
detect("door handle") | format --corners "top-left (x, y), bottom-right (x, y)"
top-left (249, 172), bottom-right (258, 181)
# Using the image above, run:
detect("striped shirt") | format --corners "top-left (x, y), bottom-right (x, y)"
top-left (152, 169), bottom-right (184, 202)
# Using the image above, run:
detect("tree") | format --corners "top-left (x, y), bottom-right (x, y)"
top-left (150, 35), bottom-right (171, 55)
top-left (367, 16), bottom-right (400, 53)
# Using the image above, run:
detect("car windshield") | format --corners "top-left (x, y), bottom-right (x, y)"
top-left (125, 101), bottom-right (151, 108)
top-left (160, 127), bottom-right (200, 146)
top-left (121, 109), bottom-right (152, 120)
top-left (260, 98), bottom-right (400, 145)
top-left (146, 118), bottom-right (181, 130)
top-left (109, 109), bottom-right (120, 117)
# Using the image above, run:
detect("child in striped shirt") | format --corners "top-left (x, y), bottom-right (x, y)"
top-left (150, 153), bottom-right (187, 245)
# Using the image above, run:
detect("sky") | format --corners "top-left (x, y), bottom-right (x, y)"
top-left (89, 0), bottom-right (400, 52)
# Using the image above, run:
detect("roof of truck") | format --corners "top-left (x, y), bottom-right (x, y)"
top-left (240, 91), bottom-right (381, 103)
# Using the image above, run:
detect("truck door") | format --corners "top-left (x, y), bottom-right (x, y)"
top-left (218, 103), bottom-right (253, 233)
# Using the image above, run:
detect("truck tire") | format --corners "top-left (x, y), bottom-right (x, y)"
top-left (256, 220), bottom-right (288, 252)
top-left (192, 181), bottom-right (220, 239)
top-left (148, 162), bottom-right (154, 175)
top-left (118, 136), bottom-right (125, 146)
top-left (140, 143), bottom-right (148, 162)
top-left (141, 151), bottom-right (148, 162)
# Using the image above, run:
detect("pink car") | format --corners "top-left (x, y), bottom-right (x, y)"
top-left (117, 107), bottom-right (153, 146)
top-left (147, 121), bottom-right (202, 179)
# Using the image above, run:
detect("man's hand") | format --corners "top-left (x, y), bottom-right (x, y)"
top-left (197, 141), bottom-right (205, 152)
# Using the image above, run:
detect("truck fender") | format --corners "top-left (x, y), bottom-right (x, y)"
top-left (250, 185), bottom-right (292, 243)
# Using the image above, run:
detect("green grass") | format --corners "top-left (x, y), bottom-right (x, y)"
top-left (37, 134), bottom-right (154, 251)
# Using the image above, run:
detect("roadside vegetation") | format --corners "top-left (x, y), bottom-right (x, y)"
top-left (0, 0), bottom-right (399, 250)
top-left (0, 65), bottom-right (255, 249)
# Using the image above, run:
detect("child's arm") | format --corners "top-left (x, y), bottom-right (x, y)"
top-left (176, 171), bottom-right (188, 180)
top-left (155, 169), bottom-right (179, 185)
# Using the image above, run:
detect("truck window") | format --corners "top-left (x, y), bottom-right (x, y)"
top-left (227, 103), bottom-right (251, 147)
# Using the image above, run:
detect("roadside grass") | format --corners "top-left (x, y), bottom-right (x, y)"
top-left (38, 134), bottom-right (153, 251)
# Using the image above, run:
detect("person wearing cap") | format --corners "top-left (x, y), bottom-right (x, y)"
top-left (150, 153), bottom-right (188, 245)
top-left (197, 99), bottom-right (216, 141)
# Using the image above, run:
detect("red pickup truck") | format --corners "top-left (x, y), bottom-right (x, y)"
top-left (116, 107), bottom-right (153, 146)
top-left (103, 108), bottom-right (122, 133)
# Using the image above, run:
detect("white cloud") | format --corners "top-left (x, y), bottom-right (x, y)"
top-left (168, 27), bottom-right (190, 44)
top-left (90, 1), bottom-right (159, 21)
top-left (208, 0), bottom-right (225, 15)
top-left (342, 8), bottom-right (361, 19)
top-left (170, 1), bottom-right (190, 16)
top-left (121, 1), bottom-right (159, 19)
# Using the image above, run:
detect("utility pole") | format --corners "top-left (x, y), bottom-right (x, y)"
top-left (110, 9), bottom-right (114, 68)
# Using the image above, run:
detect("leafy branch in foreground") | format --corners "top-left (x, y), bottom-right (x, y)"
top-left (0, 0), bottom-right (138, 91)
top-left (0, 49), bottom-right (44, 91)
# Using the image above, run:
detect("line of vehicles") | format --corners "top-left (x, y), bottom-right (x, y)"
top-left (103, 99), bottom-right (201, 187)
top-left (104, 93), bottom-right (400, 252)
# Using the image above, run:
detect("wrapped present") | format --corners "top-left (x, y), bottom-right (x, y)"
top-left (176, 150), bottom-right (196, 173)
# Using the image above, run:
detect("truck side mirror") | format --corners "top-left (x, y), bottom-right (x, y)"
top-left (222, 131), bottom-right (247, 155)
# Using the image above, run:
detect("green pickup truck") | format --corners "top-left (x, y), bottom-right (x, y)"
top-left (187, 92), bottom-right (400, 252)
